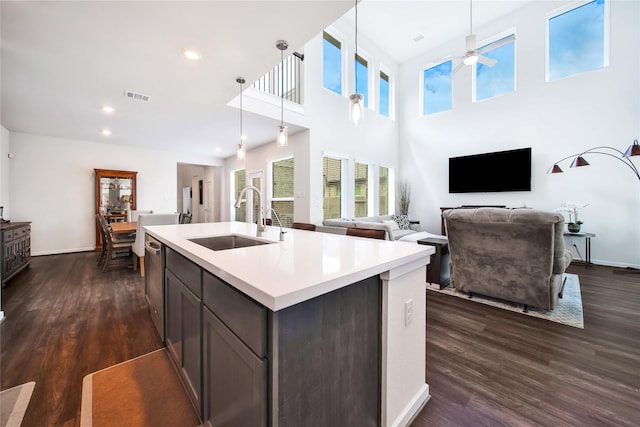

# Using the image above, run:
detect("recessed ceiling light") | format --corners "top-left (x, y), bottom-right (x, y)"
top-left (215, 147), bottom-right (221, 152)
top-left (182, 49), bottom-right (202, 61)
top-left (101, 129), bottom-right (112, 136)
top-left (102, 105), bottom-right (114, 113)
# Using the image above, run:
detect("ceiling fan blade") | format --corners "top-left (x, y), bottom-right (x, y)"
top-left (465, 34), bottom-right (476, 52)
top-left (478, 56), bottom-right (497, 67)
top-left (451, 61), bottom-right (466, 75)
top-left (478, 34), bottom-right (515, 54)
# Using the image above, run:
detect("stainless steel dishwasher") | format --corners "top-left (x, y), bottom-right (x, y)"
top-left (145, 233), bottom-right (164, 341)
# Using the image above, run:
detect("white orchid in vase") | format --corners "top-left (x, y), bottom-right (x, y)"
top-left (555, 202), bottom-right (589, 231)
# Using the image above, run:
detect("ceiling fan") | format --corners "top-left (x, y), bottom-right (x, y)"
top-left (451, 0), bottom-right (514, 74)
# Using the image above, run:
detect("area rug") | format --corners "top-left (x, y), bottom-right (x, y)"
top-left (0, 381), bottom-right (35, 427)
top-left (80, 349), bottom-right (200, 427)
top-left (427, 273), bottom-right (584, 329)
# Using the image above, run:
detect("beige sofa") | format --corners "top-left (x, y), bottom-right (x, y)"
top-left (443, 208), bottom-right (572, 310)
top-left (322, 215), bottom-right (421, 240)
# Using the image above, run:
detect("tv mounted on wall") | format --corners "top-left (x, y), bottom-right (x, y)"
top-left (449, 147), bottom-right (532, 193)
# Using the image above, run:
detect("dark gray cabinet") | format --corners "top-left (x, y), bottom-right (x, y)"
top-left (202, 307), bottom-right (267, 427)
top-left (160, 245), bottom-right (381, 427)
top-left (165, 249), bottom-right (202, 413)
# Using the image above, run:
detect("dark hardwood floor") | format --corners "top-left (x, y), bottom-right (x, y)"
top-left (414, 264), bottom-right (640, 427)
top-left (1, 253), bottom-right (638, 426)
top-left (0, 252), bottom-right (162, 427)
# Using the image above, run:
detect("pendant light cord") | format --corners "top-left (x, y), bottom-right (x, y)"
top-left (355, 0), bottom-right (358, 91)
top-left (240, 81), bottom-right (243, 140)
top-left (281, 49), bottom-right (284, 125)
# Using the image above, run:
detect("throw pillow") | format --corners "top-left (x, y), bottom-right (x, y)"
top-left (382, 219), bottom-right (400, 231)
top-left (392, 214), bottom-right (411, 230)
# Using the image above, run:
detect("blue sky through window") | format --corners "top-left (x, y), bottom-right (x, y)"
top-left (476, 36), bottom-right (515, 101)
top-left (380, 72), bottom-right (389, 117)
top-left (548, 0), bottom-right (605, 81)
top-left (423, 61), bottom-right (452, 115)
top-left (355, 56), bottom-right (368, 107)
top-left (323, 33), bottom-right (342, 94)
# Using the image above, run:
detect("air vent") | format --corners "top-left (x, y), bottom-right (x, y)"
top-left (123, 90), bottom-right (151, 102)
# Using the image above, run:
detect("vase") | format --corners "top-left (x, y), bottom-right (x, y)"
top-left (567, 223), bottom-right (581, 233)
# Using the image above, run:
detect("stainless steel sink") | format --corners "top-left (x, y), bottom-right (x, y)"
top-left (188, 235), bottom-right (274, 251)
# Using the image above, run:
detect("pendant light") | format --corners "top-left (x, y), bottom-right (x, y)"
top-left (349, 0), bottom-right (364, 125)
top-left (236, 77), bottom-right (246, 160)
top-left (276, 40), bottom-right (288, 147)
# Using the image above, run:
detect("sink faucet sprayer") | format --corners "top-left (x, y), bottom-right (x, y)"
top-left (267, 208), bottom-right (287, 241)
top-left (234, 185), bottom-right (265, 236)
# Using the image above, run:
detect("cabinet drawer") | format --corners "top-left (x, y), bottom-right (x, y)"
top-left (17, 226), bottom-right (30, 237)
top-left (166, 247), bottom-right (202, 298)
top-left (3, 230), bottom-right (13, 242)
top-left (203, 272), bottom-right (267, 358)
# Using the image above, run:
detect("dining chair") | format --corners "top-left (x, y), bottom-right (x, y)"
top-left (180, 213), bottom-right (192, 224)
top-left (98, 213), bottom-right (135, 272)
top-left (132, 213), bottom-right (179, 277)
top-left (292, 222), bottom-right (316, 231)
top-left (346, 227), bottom-right (386, 240)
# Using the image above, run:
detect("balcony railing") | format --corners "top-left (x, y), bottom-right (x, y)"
top-left (253, 52), bottom-right (304, 105)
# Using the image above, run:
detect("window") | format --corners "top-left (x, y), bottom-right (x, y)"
top-left (323, 31), bottom-right (342, 95)
top-left (379, 71), bottom-right (390, 118)
top-left (355, 54), bottom-right (369, 108)
top-left (271, 157), bottom-right (295, 227)
top-left (547, 0), bottom-right (608, 81)
top-left (354, 162), bottom-right (369, 217)
top-left (232, 168), bottom-right (246, 222)
top-left (423, 61), bottom-right (452, 115)
top-left (475, 34), bottom-right (516, 101)
top-left (323, 157), bottom-right (343, 220)
top-left (379, 166), bottom-right (389, 215)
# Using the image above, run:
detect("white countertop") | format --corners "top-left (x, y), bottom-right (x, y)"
top-left (144, 222), bottom-right (433, 311)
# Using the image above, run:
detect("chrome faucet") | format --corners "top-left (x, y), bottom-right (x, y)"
top-left (234, 185), bottom-right (265, 236)
top-left (267, 207), bottom-right (287, 241)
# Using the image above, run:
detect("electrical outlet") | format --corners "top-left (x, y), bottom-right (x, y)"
top-left (405, 299), bottom-right (414, 326)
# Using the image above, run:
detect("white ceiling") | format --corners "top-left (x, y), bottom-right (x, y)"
top-left (1, 1), bottom-right (537, 160)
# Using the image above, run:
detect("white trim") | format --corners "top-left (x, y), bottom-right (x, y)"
top-left (472, 29), bottom-right (517, 103)
top-left (420, 59), bottom-right (453, 117)
top-left (545, 0), bottom-right (610, 82)
top-left (379, 64), bottom-right (395, 120)
top-left (322, 26), bottom-right (347, 97)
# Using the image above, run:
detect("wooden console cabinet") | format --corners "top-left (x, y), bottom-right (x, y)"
top-left (1, 222), bottom-right (32, 285)
top-left (94, 169), bottom-right (137, 251)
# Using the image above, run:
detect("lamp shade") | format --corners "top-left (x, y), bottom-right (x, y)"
top-left (547, 164), bottom-right (563, 174)
top-left (277, 125), bottom-right (288, 147)
top-left (349, 93), bottom-right (364, 125)
top-left (570, 156), bottom-right (590, 168)
top-left (236, 143), bottom-right (246, 160)
top-left (623, 139), bottom-right (640, 157)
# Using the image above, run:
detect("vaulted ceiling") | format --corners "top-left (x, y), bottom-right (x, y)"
top-left (1, 1), bottom-right (537, 159)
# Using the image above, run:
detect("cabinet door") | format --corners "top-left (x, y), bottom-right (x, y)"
top-left (165, 269), bottom-right (202, 411)
top-left (202, 307), bottom-right (267, 427)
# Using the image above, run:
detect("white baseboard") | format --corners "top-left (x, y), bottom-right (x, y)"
top-left (391, 384), bottom-right (430, 427)
top-left (32, 247), bottom-right (95, 256)
top-left (0, 311), bottom-right (5, 323)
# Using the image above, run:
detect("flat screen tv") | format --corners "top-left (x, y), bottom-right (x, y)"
top-left (449, 147), bottom-right (531, 193)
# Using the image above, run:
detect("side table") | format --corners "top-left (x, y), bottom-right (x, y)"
top-left (417, 237), bottom-right (450, 289)
top-left (563, 231), bottom-right (595, 268)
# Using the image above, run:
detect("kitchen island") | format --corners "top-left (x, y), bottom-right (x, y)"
top-left (144, 222), bottom-right (433, 427)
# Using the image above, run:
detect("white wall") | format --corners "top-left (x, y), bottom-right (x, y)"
top-left (0, 126), bottom-right (10, 220)
top-left (224, 130), bottom-right (311, 223)
top-left (9, 132), bottom-right (219, 255)
top-left (398, 0), bottom-right (640, 268)
top-left (302, 20), bottom-right (401, 224)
